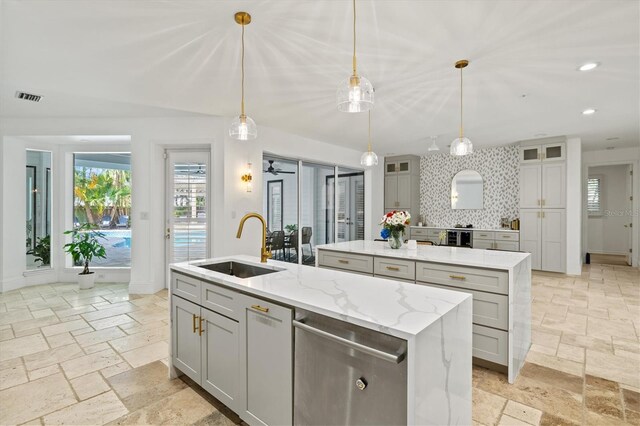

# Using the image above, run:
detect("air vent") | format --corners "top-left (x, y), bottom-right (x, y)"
top-left (15, 91), bottom-right (42, 102)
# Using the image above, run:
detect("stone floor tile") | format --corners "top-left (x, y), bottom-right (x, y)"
top-left (0, 309), bottom-right (33, 326)
top-left (23, 343), bottom-right (84, 371)
top-left (100, 362), bottom-right (132, 378)
top-left (502, 400), bottom-right (542, 425)
top-left (473, 388), bottom-right (507, 425)
top-left (107, 361), bottom-right (186, 412)
top-left (0, 373), bottom-right (77, 425)
top-left (41, 319), bottom-right (90, 337)
top-left (108, 327), bottom-right (167, 353)
top-left (586, 349), bottom-right (640, 388)
top-left (11, 315), bottom-right (61, 335)
top-left (106, 387), bottom-right (221, 425)
top-left (89, 314), bottom-right (135, 331)
top-left (622, 388), bottom-right (640, 412)
top-left (42, 390), bottom-right (128, 425)
top-left (0, 333), bottom-right (49, 362)
top-left (31, 308), bottom-right (55, 319)
top-left (53, 305), bottom-right (97, 319)
top-left (83, 342), bottom-right (112, 355)
top-left (0, 327), bottom-right (14, 342)
top-left (74, 327), bottom-right (126, 348)
top-left (60, 348), bottom-right (123, 379)
top-left (45, 332), bottom-right (76, 348)
top-left (81, 303), bottom-right (138, 322)
top-left (498, 414), bottom-right (532, 426)
top-left (525, 351), bottom-right (584, 378)
top-left (120, 341), bottom-right (168, 368)
top-left (556, 343), bottom-right (586, 363)
top-left (28, 364), bottom-right (61, 381)
top-left (0, 364), bottom-right (28, 390)
top-left (69, 372), bottom-right (110, 400)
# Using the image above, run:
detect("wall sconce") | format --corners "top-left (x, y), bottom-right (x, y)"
top-left (241, 163), bottom-right (253, 192)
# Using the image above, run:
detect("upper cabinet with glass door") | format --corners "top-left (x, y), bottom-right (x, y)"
top-left (520, 142), bottom-right (565, 164)
top-left (385, 159), bottom-right (411, 174)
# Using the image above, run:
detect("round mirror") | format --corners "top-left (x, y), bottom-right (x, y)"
top-left (451, 170), bottom-right (483, 210)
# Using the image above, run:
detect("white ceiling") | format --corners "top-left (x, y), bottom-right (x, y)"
top-left (1, 0), bottom-right (638, 153)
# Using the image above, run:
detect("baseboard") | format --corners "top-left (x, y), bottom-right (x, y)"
top-left (0, 276), bottom-right (25, 293)
top-left (588, 251), bottom-right (629, 256)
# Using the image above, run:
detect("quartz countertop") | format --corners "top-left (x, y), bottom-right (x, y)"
top-left (170, 254), bottom-right (470, 339)
top-left (317, 240), bottom-right (529, 270)
top-left (410, 225), bottom-right (520, 233)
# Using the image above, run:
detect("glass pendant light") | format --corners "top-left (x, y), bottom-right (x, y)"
top-left (337, 0), bottom-right (374, 113)
top-left (229, 12), bottom-right (257, 140)
top-left (450, 59), bottom-right (473, 156)
top-left (360, 110), bottom-right (378, 166)
top-left (428, 135), bottom-right (440, 152)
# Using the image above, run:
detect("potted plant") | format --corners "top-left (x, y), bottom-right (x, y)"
top-left (380, 210), bottom-right (411, 249)
top-left (27, 235), bottom-right (51, 266)
top-left (63, 223), bottom-right (107, 289)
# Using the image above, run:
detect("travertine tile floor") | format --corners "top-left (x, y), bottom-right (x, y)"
top-left (0, 262), bottom-right (638, 425)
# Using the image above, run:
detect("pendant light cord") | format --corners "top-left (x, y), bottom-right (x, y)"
top-left (368, 110), bottom-right (372, 151)
top-left (352, 0), bottom-right (357, 76)
top-left (459, 66), bottom-right (463, 139)
top-left (241, 22), bottom-right (245, 116)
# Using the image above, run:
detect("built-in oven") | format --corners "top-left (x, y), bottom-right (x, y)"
top-left (293, 309), bottom-right (408, 425)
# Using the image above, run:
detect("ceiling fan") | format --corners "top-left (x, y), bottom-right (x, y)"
top-left (263, 160), bottom-right (295, 176)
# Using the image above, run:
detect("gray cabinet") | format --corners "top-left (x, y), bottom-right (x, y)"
top-left (200, 308), bottom-right (241, 412)
top-left (241, 295), bottom-right (292, 426)
top-left (384, 155), bottom-right (420, 220)
top-left (171, 273), bottom-right (293, 426)
top-left (172, 296), bottom-right (202, 383)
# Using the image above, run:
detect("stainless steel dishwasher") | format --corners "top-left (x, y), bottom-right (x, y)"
top-left (293, 309), bottom-right (408, 425)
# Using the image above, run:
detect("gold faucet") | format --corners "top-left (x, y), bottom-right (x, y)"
top-left (236, 213), bottom-right (272, 263)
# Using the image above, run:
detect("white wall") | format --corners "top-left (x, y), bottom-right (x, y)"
top-left (0, 116), bottom-right (377, 293)
top-left (587, 165), bottom-right (630, 255)
top-left (565, 137), bottom-right (582, 275)
top-left (582, 146), bottom-right (640, 267)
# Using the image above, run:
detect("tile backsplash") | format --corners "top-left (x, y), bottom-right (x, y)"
top-left (419, 146), bottom-right (519, 229)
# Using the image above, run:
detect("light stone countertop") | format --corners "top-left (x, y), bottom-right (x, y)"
top-left (170, 254), bottom-right (470, 340)
top-left (317, 240), bottom-right (529, 270)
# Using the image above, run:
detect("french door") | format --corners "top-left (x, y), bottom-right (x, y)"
top-left (165, 150), bottom-right (210, 266)
top-left (336, 171), bottom-right (364, 243)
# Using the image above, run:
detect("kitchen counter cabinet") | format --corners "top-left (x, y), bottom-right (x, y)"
top-left (170, 255), bottom-right (472, 425)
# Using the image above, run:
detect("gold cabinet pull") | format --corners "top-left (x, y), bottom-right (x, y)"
top-left (502, 235), bottom-right (510, 238)
top-left (541, 199), bottom-right (545, 206)
top-left (251, 304), bottom-right (269, 313)
top-left (192, 314), bottom-right (198, 333)
top-left (449, 275), bottom-right (466, 280)
top-left (199, 316), bottom-right (205, 336)
top-left (542, 211), bottom-right (545, 218)
top-left (386, 266), bottom-right (400, 271)
top-left (338, 259), bottom-right (350, 264)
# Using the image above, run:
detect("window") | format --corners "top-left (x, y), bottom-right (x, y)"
top-left (26, 150), bottom-right (52, 270)
top-left (73, 153), bottom-right (131, 267)
top-left (587, 176), bottom-right (602, 216)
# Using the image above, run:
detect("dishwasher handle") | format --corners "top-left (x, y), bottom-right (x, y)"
top-left (293, 319), bottom-right (406, 364)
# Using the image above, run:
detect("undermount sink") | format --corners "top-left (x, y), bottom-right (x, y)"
top-left (196, 261), bottom-right (280, 279)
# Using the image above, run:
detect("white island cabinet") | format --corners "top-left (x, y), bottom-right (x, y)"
top-left (170, 254), bottom-right (472, 426)
top-left (316, 240), bottom-right (532, 384)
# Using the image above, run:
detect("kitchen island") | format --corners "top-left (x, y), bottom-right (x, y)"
top-left (316, 240), bottom-right (532, 384)
top-left (170, 254), bottom-right (472, 426)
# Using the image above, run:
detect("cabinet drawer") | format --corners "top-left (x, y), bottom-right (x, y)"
top-left (317, 250), bottom-right (374, 274)
top-left (495, 232), bottom-right (519, 242)
top-left (172, 273), bottom-right (201, 304)
top-left (494, 241), bottom-right (520, 252)
top-left (409, 228), bottom-right (429, 239)
top-left (426, 229), bottom-right (444, 238)
top-left (415, 262), bottom-right (509, 295)
top-left (374, 257), bottom-right (416, 281)
top-left (473, 231), bottom-right (495, 241)
top-left (201, 282), bottom-right (240, 321)
top-left (473, 324), bottom-right (508, 366)
top-left (418, 283), bottom-right (508, 330)
top-left (473, 240), bottom-right (494, 250)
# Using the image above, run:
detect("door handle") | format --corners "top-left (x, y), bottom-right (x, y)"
top-left (251, 304), bottom-right (269, 313)
top-left (293, 320), bottom-right (405, 363)
top-left (198, 316), bottom-right (205, 336)
top-left (386, 266), bottom-right (400, 271)
top-left (165, 228), bottom-right (171, 239)
top-left (192, 314), bottom-right (198, 333)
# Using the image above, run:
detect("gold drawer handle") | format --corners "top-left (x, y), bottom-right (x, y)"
top-left (386, 266), bottom-right (400, 271)
top-left (502, 235), bottom-right (511, 238)
top-left (192, 314), bottom-right (198, 333)
top-left (449, 275), bottom-right (466, 280)
top-left (251, 305), bottom-right (270, 313)
top-left (199, 316), bottom-right (205, 336)
top-left (338, 259), bottom-right (350, 264)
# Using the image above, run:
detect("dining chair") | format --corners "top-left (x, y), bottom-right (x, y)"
top-left (284, 230), bottom-right (298, 262)
top-left (301, 227), bottom-right (313, 260)
top-left (270, 231), bottom-right (285, 260)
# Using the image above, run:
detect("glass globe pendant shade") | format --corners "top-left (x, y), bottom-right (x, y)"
top-left (450, 137), bottom-right (473, 156)
top-left (229, 114), bottom-right (257, 140)
top-left (337, 74), bottom-right (374, 113)
top-left (360, 150), bottom-right (378, 167)
top-left (428, 136), bottom-right (440, 152)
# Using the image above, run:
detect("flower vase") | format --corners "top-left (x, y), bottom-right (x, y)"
top-left (389, 230), bottom-right (403, 249)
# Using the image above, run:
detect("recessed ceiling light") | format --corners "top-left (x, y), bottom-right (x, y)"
top-left (582, 108), bottom-right (597, 115)
top-left (606, 137), bottom-right (620, 141)
top-left (578, 62), bottom-right (599, 71)
top-left (534, 133), bottom-right (547, 137)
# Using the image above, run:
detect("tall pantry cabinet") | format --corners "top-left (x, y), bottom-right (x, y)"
top-left (384, 155), bottom-right (421, 221)
top-left (519, 142), bottom-right (566, 272)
